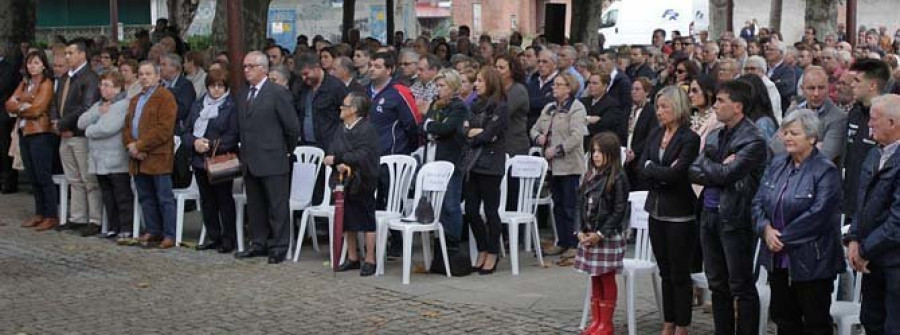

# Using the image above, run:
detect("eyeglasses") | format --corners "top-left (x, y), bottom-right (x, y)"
top-left (399, 62), bottom-right (416, 66)
top-left (339, 104), bottom-right (354, 109)
top-left (242, 64), bottom-right (261, 69)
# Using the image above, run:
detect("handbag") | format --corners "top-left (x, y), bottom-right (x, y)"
top-left (414, 195), bottom-right (435, 223)
top-left (204, 139), bottom-right (241, 184)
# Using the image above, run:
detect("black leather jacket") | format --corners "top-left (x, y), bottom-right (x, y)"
top-left (575, 167), bottom-right (630, 237)
top-left (689, 117), bottom-right (768, 226)
top-left (752, 149), bottom-right (845, 281)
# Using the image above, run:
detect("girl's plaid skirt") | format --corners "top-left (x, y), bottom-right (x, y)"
top-left (574, 233), bottom-right (625, 276)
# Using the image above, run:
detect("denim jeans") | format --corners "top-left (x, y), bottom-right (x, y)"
top-left (550, 174), bottom-right (579, 248)
top-left (700, 210), bottom-right (760, 335)
top-left (19, 132), bottom-right (58, 218)
top-left (134, 174), bottom-right (177, 239)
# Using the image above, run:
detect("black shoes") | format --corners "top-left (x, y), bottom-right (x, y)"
top-left (196, 241), bottom-right (220, 251)
top-left (360, 262), bottom-right (376, 277)
top-left (235, 247), bottom-right (267, 259)
top-left (217, 240), bottom-right (235, 254)
top-left (338, 260), bottom-right (361, 272)
top-left (79, 224), bottom-right (101, 237)
top-left (267, 252), bottom-right (286, 264)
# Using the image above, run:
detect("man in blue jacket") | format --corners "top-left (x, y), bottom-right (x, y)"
top-left (846, 94), bottom-right (900, 334)
top-left (526, 50), bottom-right (558, 134)
top-left (367, 52), bottom-right (420, 257)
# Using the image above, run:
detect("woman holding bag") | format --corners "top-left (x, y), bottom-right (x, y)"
top-left (183, 70), bottom-right (239, 253)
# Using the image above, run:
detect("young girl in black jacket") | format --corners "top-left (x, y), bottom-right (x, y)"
top-left (575, 132), bottom-right (629, 335)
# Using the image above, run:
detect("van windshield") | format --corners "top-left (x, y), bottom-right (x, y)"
top-left (600, 9), bottom-right (618, 28)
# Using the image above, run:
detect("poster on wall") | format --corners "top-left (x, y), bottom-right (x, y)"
top-left (268, 8), bottom-right (298, 52)
top-left (368, 4), bottom-right (387, 43)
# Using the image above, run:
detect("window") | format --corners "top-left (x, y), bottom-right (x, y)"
top-left (600, 9), bottom-right (618, 28)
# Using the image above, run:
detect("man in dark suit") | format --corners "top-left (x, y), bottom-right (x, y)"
top-left (235, 51), bottom-right (300, 264)
top-left (625, 79), bottom-right (659, 191)
top-left (159, 53), bottom-right (196, 134)
top-left (0, 43), bottom-right (23, 193)
top-left (625, 46), bottom-right (656, 81)
top-left (599, 50), bottom-right (633, 111)
top-left (764, 39), bottom-right (797, 116)
top-left (331, 56), bottom-right (366, 94)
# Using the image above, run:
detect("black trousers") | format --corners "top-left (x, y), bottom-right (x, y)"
top-left (860, 265), bottom-right (900, 335)
top-left (465, 173), bottom-right (502, 255)
top-left (195, 169), bottom-right (236, 246)
top-left (768, 268), bottom-right (834, 335)
top-left (244, 171), bottom-right (290, 255)
top-left (96, 173), bottom-right (134, 233)
top-left (649, 217), bottom-right (697, 326)
top-left (700, 210), bottom-right (760, 335)
top-left (0, 113), bottom-right (16, 189)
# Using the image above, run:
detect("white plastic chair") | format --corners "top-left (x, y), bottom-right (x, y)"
top-left (378, 161), bottom-right (454, 284)
top-left (292, 165), bottom-right (332, 262)
top-left (497, 155), bottom-right (548, 275)
top-left (287, 146), bottom-right (324, 256)
top-left (621, 191), bottom-right (663, 335)
top-left (228, 179), bottom-right (247, 252)
top-left (51, 174), bottom-right (69, 225)
top-left (374, 155), bottom-right (418, 276)
top-left (753, 240), bottom-right (771, 335)
top-left (529, 146), bottom-right (557, 245)
top-left (831, 264), bottom-right (862, 335)
top-left (173, 174), bottom-right (201, 246)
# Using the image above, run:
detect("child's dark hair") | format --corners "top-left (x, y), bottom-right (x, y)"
top-left (588, 132), bottom-right (623, 193)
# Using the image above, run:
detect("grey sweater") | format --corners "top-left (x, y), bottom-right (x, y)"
top-left (77, 93), bottom-right (130, 175)
top-left (505, 82), bottom-right (531, 156)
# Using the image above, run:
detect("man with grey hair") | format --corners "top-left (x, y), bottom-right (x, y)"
top-left (700, 41), bottom-right (720, 75)
top-left (772, 66), bottom-right (847, 161)
top-left (268, 65), bottom-right (291, 87)
top-left (716, 58), bottom-right (740, 83)
top-left (733, 37), bottom-right (749, 70)
top-left (235, 51), bottom-right (300, 264)
top-left (557, 46), bottom-right (584, 97)
top-left (846, 94), bottom-right (900, 334)
top-left (159, 53), bottom-right (196, 134)
top-left (744, 55), bottom-right (783, 123)
top-left (764, 38), bottom-right (797, 116)
top-left (527, 49), bottom-right (560, 130)
top-left (394, 48), bottom-right (419, 86)
top-left (332, 56), bottom-right (365, 94)
top-left (411, 54), bottom-right (441, 113)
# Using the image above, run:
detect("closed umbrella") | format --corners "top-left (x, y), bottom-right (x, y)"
top-left (331, 167), bottom-right (351, 272)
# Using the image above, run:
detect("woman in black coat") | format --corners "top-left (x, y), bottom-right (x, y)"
top-left (325, 92), bottom-right (381, 277)
top-left (183, 70), bottom-right (239, 253)
top-left (462, 66), bottom-right (508, 275)
top-left (422, 69), bottom-right (469, 243)
top-left (638, 85), bottom-right (701, 334)
top-left (581, 70), bottom-right (628, 151)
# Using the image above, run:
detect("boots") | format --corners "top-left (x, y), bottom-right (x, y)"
top-left (583, 298), bottom-right (604, 335)
top-left (595, 300), bottom-right (616, 335)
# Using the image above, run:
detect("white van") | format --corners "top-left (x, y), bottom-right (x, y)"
top-left (598, 0), bottom-right (709, 47)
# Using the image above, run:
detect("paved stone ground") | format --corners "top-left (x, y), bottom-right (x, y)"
top-left (0, 190), bottom-right (734, 334)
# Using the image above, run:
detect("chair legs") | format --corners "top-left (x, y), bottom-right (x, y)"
top-left (508, 223), bottom-right (520, 276)
top-left (175, 196), bottom-right (185, 246)
top-left (580, 276), bottom-right (592, 329)
top-left (437, 228), bottom-right (451, 278)
top-left (234, 201), bottom-right (245, 252)
top-left (402, 230), bottom-right (414, 285)
top-left (532, 219), bottom-right (545, 267)
top-left (626, 275), bottom-right (636, 335)
top-left (421, 232), bottom-right (432, 271)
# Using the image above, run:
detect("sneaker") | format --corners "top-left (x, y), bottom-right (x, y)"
top-left (102, 231), bottom-right (118, 239)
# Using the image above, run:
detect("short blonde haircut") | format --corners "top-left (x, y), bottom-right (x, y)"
top-left (434, 68), bottom-right (461, 93)
top-left (655, 85), bottom-right (692, 127)
top-left (555, 72), bottom-right (580, 96)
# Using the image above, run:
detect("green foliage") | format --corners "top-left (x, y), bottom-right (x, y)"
top-left (186, 35), bottom-right (213, 52)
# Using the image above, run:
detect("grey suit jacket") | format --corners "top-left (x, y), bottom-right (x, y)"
top-left (238, 79), bottom-right (300, 177)
top-left (769, 99), bottom-right (847, 162)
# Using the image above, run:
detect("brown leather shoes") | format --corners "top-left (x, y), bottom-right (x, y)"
top-left (34, 218), bottom-right (60, 231)
top-left (22, 215), bottom-right (44, 228)
top-left (158, 238), bottom-right (175, 249)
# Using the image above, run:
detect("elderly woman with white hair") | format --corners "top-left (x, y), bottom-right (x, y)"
top-left (752, 109), bottom-right (845, 335)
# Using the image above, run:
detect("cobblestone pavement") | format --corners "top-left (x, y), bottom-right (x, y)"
top-left (0, 191), bottom-right (733, 334)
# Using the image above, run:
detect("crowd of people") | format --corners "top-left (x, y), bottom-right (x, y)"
top-left (2, 16), bottom-right (900, 334)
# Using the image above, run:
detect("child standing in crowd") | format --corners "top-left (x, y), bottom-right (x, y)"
top-left (575, 132), bottom-right (629, 335)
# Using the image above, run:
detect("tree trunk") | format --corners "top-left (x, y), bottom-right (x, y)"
top-left (0, 0), bottom-right (36, 44)
top-left (769, 0), bottom-right (783, 33)
top-left (341, 0), bottom-right (356, 43)
top-left (569, 0), bottom-right (605, 46)
top-left (386, 0), bottom-right (395, 46)
top-left (805, 0), bottom-right (838, 42)
top-left (709, 0), bottom-right (729, 40)
top-left (211, 0), bottom-right (272, 53)
top-left (166, 0), bottom-right (200, 38)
